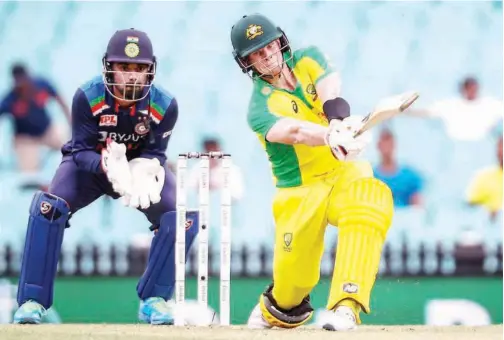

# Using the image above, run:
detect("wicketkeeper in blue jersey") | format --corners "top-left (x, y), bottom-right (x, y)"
top-left (13, 28), bottom-right (198, 325)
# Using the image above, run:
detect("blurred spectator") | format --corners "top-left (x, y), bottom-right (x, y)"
top-left (373, 129), bottom-right (424, 208)
top-left (465, 136), bottom-right (503, 221)
top-left (188, 137), bottom-right (244, 201)
top-left (409, 77), bottom-right (502, 141)
top-left (0, 63), bottom-right (70, 174)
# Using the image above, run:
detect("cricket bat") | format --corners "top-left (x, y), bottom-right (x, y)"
top-left (354, 91), bottom-right (420, 137)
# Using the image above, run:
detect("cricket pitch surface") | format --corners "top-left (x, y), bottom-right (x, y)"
top-left (1, 324), bottom-right (502, 340)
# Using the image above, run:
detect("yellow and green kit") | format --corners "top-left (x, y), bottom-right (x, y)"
top-left (247, 45), bottom-right (394, 327)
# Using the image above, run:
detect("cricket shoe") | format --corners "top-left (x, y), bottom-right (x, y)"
top-left (317, 306), bottom-right (357, 331)
top-left (13, 300), bottom-right (46, 324)
top-left (138, 297), bottom-right (174, 325)
top-left (247, 303), bottom-right (273, 329)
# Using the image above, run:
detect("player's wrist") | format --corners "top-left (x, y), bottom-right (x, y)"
top-left (323, 97), bottom-right (351, 122)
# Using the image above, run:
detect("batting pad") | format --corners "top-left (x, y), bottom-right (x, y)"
top-left (17, 191), bottom-right (70, 309)
top-left (328, 178), bottom-right (393, 315)
top-left (137, 210), bottom-right (199, 301)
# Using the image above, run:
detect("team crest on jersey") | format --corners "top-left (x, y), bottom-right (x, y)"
top-left (40, 201), bottom-right (52, 215)
top-left (306, 84), bottom-right (318, 101)
top-left (246, 24), bottom-right (263, 40)
top-left (283, 233), bottom-right (293, 252)
top-left (134, 122), bottom-right (150, 135)
top-left (99, 115), bottom-right (118, 126)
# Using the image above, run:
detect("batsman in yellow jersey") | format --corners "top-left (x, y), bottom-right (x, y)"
top-left (230, 14), bottom-right (394, 331)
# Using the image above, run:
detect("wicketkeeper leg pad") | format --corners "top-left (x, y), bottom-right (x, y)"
top-left (259, 284), bottom-right (314, 329)
top-left (327, 178), bottom-right (393, 316)
top-left (136, 210), bottom-right (199, 301)
top-left (17, 191), bottom-right (70, 309)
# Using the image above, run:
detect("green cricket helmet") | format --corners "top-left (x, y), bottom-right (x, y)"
top-left (230, 14), bottom-right (291, 77)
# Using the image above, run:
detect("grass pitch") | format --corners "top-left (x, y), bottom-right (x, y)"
top-left (1, 324), bottom-right (502, 340)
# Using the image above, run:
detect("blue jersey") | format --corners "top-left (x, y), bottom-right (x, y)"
top-left (373, 165), bottom-right (423, 207)
top-left (61, 76), bottom-right (178, 173)
top-left (0, 77), bottom-right (57, 136)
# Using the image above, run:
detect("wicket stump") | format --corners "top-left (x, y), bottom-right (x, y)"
top-left (175, 152), bottom-right (232, 326)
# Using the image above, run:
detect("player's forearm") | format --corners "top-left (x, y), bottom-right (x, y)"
top-left (316, 73), bottom-right (352, 121)
top-left (316, 72), bottom-right (342, 104)
top-left (266, 118), bottom-right (328, 147)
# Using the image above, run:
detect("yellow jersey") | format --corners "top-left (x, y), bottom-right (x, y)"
top-left (247, 46), bottom-right (341, 188)
top-left (466, 165), bottom-right (503, 212)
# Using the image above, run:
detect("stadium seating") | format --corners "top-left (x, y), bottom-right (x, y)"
top-left (0, 1), bottom-right (501, 270)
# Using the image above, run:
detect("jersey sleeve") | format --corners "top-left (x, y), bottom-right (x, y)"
top-left (247, 97), bottom-right (281, 139)
top-left (39, 78), bottom-right (58, 97)
top-left (70, 88), bottom-right (103, 173)
top-left (299, 46), bottom-right (335, 85)
top-left (0, 96), bottom-right (9, 115)
top-left (139, 98), bottom-right (178, 165)
top-left (485, 97), bottom-right (503, 121)
top-left (407, 168), bottom-right (423, 194)
top-left (465, 171), bottom-right (488, 205)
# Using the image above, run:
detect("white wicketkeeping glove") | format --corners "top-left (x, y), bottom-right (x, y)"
top-left (101, 139), bottom-right (133, 196)
top-left (123, 158), bottom-right (165, 210)
top-left (324, 116), bottom-right (371, 161)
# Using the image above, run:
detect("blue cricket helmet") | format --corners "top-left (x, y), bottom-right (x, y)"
top-left (102, 28), bottom-right (157, 102)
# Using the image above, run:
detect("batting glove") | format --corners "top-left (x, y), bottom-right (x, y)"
top-left (324, 116), bottom-right (371, 161)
